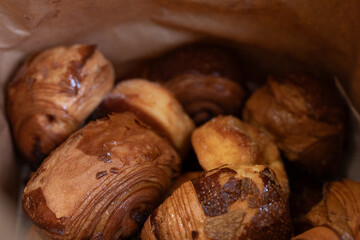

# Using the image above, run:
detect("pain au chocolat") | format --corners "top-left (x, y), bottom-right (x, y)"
top-left (7, 44), bottom-right (114, 163)
top-left (165, 74), bottom-right (245, 126)
top-left (22, 113), bottom-right (181, 240)
top-left (148, 43), bottom-right (243, 83)
top-left (243, 73), bottom-right (345, 177)
top-left (148, 43), bottom-right (246, 125)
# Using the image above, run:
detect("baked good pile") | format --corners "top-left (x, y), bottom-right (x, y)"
top-left (6, 43), bottom-right (358, 240)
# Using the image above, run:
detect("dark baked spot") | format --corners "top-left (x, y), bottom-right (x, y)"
top-left (150, 208), bottom-right (162, 240)
top-left (238, 168), bottom-right (291, 240)
top-left (46, 114), bottom-right (55, 123)
top-left (192, 167), bottom-right (257, 217)
top-left (96, 171), bottom-right (107, 179)
top-left (23, 188), bottom-right (65, 235)
top-left (110, 167), bottom-right (120, 174)
top-left (191, 230), bottom-right (199, 239)
top-left (131, 208), bottom-right (150, 228)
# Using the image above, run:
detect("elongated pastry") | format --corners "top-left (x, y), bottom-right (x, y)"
top-left (165, 74), bottom-right (245, 125)
top-left (141, 165), bottom-right (292, 240)
top-left (298, 180), bottom-right (360, 240)
top-left (191, 115), bottom-right (288, 197)
top-left (148, 43), bottom-right (243, 83)
top-left (22, 113), bottom-right (181, 239)
top-left (93, 79), bottom-right (195, 155)
top-left (7, 44), bottom-right (114, 163)
top-left (243, 73), bottom-right (345, 177)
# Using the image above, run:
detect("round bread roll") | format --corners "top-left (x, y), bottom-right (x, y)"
top-left (7, 44), bottom-right (115, 163)
top-left (243, 73), bottom-right (345, 177)
top-left (192, 115), bottom-right (288, 198)
top-left (94, 79), bottom-right (195, 156)
top-left (22, 113), bottom-right (181, 239)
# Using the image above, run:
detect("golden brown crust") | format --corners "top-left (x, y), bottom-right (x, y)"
top-left (148, 43), bottom-right (242, 83)
top-left (191, 115), bottom-right (288, 198)
top-left (299, 180), bottom-right (360, 240)
top-left (167, 171), bottom-right (202, 197)
top-left (292, 226), bottom-right (340, 240)
top-left (22, 113), bottom-right (181, 239)
top-left (141, 165), bottom-right (292, 240)
top-left (243, 73), bottom-right (345, 177)
top-left (165, 74), bottom-right (246, 125)
top-left (7, 45), bottom-right (115, 163)
top-left (93, 79), bottom-right (195, 156)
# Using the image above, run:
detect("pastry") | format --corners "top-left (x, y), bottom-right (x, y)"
top-left (165, 74), bottom-right (245, 125)
top-left (243, 73), bottom-right (345, 177)
top-left (7, 44), bottom-right (114, 163)
top-left (93, 79), bottom-right (195, 155)
top-left (22, 113), bottom-right (181, 239)
top-left (141, 165), bottom-right (292, 240)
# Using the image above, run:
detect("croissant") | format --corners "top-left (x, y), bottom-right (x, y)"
top-left (22, 113), bottom-right (181, 239)
top-left (141, 165), bottom-right (292, 240)
top-left (148, 43), bottom-right (243, 83)
top-left (191, 115), bottom-right (288, 197)
top-left (165, 74), bottom-right (246, 125)
top-left (298, 180), bottom-right (360, 240)
top-left (292, 227), bottom-right (340, 240)
top-left (243, 73), bottom-right (345, 177)
top-left (7, 44), bottom-right (114, 163)
top-left (93, 79), bottom-right (195, 155)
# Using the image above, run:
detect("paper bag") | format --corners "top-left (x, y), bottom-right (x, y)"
top-left (0, 0), bottom-right (359, 238)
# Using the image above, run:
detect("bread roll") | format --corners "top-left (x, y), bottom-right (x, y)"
top-left (192, 115), bottom-right (288, 198)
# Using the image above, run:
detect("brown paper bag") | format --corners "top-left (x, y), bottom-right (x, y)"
top-left (0, 0), bottom-right (359, 238)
